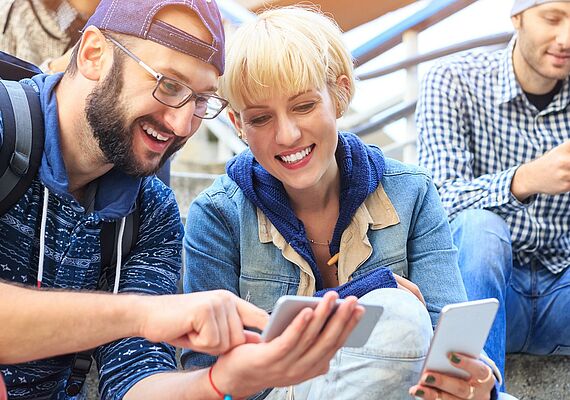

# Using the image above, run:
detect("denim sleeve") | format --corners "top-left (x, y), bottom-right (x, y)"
top-left (416, 62), bottom-right (532, 221)
top-left (181, 185), bottom-right (242, 370)
top-left (95, 178), bottom-right (183, 399)
top-left (406, 173), bottom-right (468, 327)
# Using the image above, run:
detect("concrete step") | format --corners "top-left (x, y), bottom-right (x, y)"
top-left (505, 354), bottom-right (570, 399)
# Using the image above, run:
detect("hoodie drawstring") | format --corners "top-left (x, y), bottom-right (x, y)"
top-left (37, 186), bottom-right (49, 288)
top-left (36, 186), bottom-right (125, 293)
top-left (113, 217), bottom-right (126, 294)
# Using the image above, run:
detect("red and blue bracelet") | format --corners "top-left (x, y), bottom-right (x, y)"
top-left (208, 365), bottom-right (233, 400)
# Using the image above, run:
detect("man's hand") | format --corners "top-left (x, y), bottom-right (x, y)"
top-left (512, 140), bottom-right (570, 201)
top-left (209, 291), bottom-right (365, 398)
top-left (138, 290), bottom-right (269, 355)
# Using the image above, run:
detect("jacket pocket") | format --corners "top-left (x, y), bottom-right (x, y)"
top-left (239, 274), bottom-right (298, 313)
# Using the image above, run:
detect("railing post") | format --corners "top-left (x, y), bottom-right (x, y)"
top-left (403, 29), bottom-right (419, 163)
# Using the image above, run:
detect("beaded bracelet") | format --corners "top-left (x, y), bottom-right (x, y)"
top-left (208, 365), bottom-right (233, 400)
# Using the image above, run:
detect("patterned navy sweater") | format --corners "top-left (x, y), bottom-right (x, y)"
top-left (0, 75), bottom-right (183, 399)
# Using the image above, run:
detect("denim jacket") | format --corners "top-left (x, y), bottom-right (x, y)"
top-left (182, 158), bottom-right (467, 369)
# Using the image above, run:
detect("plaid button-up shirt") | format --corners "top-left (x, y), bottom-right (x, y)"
top-left (416, 38), bottom-right (570, 274)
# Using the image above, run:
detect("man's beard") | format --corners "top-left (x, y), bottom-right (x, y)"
top-left (85, 57), bottom-right (180, 177)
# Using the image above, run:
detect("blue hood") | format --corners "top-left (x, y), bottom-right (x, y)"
top-left (28, 73), bottom-right (141, 220)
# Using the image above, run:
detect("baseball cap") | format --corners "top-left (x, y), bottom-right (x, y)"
top-left (84, 0), bottom-right (225, 75)
top-left (511, 0), bottom-right (570, 16)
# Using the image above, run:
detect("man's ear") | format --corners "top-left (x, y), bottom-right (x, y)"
top-left (511, 14), bottom-right (522, 31)
top-left (76, 27), bottom-right (111, 81)
top-left (228, 109), bottom-right (247, 141)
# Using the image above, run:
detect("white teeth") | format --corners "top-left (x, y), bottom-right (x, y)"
top-left (279, 146), bottom-right (312, 164)
top-left (141, 122), bottom-right (169, 142)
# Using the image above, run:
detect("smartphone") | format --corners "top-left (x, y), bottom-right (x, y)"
top-left (422, 298), bottom-right (499, 379)
top-left (261, 295), bottom-right (384, 348)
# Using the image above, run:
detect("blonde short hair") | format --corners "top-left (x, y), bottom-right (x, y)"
top-left (219, 6), bottom-right (355, 114)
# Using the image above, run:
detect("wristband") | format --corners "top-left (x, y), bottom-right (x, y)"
top-left (208, 365), bottom-right (233, 400)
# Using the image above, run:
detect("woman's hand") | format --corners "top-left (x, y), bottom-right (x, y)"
top-left (409, 353), bottom-right (496, 399)
top-left (394, 274), bottom-right (426, 306)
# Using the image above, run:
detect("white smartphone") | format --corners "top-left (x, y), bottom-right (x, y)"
top-left (422, 298), bottom-right (499, 379)
top-left (260, 295), bottom-right (383, 348)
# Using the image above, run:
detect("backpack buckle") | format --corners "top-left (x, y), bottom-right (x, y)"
top-left (65, 351), bottom-right (94, 396)
top-left (9, 150), bottom-right (28, 176)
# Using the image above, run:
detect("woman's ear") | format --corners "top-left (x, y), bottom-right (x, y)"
top-left (335, 75), bottom-right (351, 118)
top-left (76, 27), bottom-right (111, 81)
top-left (228, 109), bottom-right (247, 143)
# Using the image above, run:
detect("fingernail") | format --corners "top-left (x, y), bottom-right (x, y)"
top-left (414, 389), bottom-right (425, 398)
top-left (450, 353), bottom-right (461, 364)
top-left (424, 374), bottom-right (436, 384)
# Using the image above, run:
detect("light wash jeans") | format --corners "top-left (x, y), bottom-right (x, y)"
top-left (451, 210), bottom-right (570, 387)
top-left (265, 288), bottom-right (433, 400)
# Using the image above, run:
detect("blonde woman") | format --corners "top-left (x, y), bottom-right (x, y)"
top-left (183, 6), bottom-right (501, 400)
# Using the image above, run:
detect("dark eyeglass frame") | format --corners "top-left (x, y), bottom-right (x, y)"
top-left (104, 34), bottom-right (228, 119)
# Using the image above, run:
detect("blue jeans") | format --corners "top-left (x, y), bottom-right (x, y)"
top-left (451, 210), bottom-right (570, 382)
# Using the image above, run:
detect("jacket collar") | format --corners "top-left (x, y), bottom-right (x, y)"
top-left (495, 36), bottom-right (524, 106)
top-left (257, 184), bottom-right (400, 294)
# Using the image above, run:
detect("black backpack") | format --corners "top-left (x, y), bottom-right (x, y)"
top-left (0, 51), bottom-right (139, 396)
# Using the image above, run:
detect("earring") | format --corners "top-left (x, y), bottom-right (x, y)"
top-left (237, 130), bottom-right (248, 145)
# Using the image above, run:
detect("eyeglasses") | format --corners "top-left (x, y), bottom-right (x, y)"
top-left (104, 34), bottom-right (228, 119)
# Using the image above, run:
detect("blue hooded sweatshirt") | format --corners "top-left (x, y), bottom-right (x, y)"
top-left (0, 74), bottom-right (183, 399)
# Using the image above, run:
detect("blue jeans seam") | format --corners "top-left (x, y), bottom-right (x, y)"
top-left (339, 352), bottom-right (427, 361)
top-left (520, 261), bottom-right (539, 353)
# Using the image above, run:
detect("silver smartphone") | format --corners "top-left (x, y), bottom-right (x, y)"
top-left (260, 295), bottom-right (384, 348)
top-left (422, 298), bottom-right (499, 379)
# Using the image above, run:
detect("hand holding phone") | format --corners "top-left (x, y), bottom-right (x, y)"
top-left (422, 298), bottom-right (499, 379)
top-left (261, 295), bottom-right (384, 347)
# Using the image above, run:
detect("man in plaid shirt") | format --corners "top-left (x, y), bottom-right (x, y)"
top-left (417, 0), bottom-right (570, 381)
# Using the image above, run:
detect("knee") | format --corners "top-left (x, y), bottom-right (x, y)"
top-left (451, 210), bottom-right (512, 275)
top-left (357, 288), bottom-right (432, 358)
top-left (451, 210), bottom-right (511, 243)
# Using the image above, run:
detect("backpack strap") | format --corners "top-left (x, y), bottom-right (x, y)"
top-left (0, 80), bottom-right (44, 215)
top-left (0, 51), bottom-right (42, 81)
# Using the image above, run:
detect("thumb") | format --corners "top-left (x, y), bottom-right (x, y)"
top-left (235, 298), bottom-right (269, 331)
top-left (244, 330), bottom-right (263, 344)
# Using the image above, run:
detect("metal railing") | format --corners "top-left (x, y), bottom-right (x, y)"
top-left (349, 31), bottom-right (513, 143)
top-left (352, 0), bottom-right (478, 67)
top-left (357, 31), bottom-right (513, 81)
